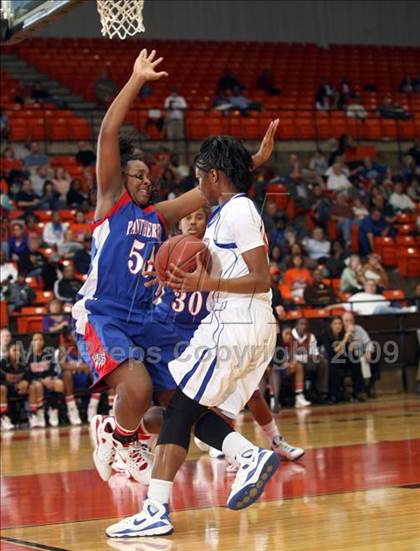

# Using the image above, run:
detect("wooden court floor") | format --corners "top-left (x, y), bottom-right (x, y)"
top-left (1, 395), bottom-right (420, 551)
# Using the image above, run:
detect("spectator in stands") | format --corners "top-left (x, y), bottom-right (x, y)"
top-left (338, 76), bottom-right (352, 107)
top-left (270, 325), bottom-right (308, 411)
top-left (164, 88), bottom-right (187, 143)
top-left (304, 268), bottom-right (338, 307)
top-left (29, 165), bottom-right (49, 196)
top-left (316, 78), bottom-right (338, 108)
top-left (0, 108), bottom-right (9, 139)
top-left (66, 179), bottom-right (86, 207)
top-left (329, 192), bottom-right (354, 246)
top-left (345, 281), bottom-right (415, 316)
top-left (17, 236), bottom-right (45, 277)
top-left (145, 107), bottom-right (165, 135)
top-left (399, 155), bottom-right (417, 183)
top-left (27, 333), bottom-right (63, 428)
top-left (256, 69), bottom-right (280, 95)
top-left (228, 87), bottom-right (262, 115)
top-left (41, 252), bottom-right (61, 291)
top-left (217, 70), bottom-right (244, 93)
top-left (52, 167), bottom-right (71, 200)
top-left (8, 223), bottom-right (29, 261)
top-left (340, 254), bottom-right (366, 293)
top-left (346, 95), bottom-right (367, 120)
top-left (58, 230), bottom-right (83, 259)
top-left (352, 196), bottom-right (370, 221)
top-left (75, 142), bottom-right (96, 167)
top-left (15, 179), bottom-right (41, 212)
top-left (0, 252), bottom-right (18, 284)
top-left (73, 236), bottom-right (92, 275)
top-left (283, 254), bottom-right (313, 299)
top-left (326, 240), bottom-right (349, 278)
top-left (361, 253), bottom-right (389, 290)
top-left (358, 207), bottom-right (393, 257)
top-left (2, 272), bottom-right (35, 314)
top-left (357, 156), bottom-right (386, 182)
top-left (212, 91), bottom-right (232, 112)
top-left (407, 139), bottom-right (420, 166)
top-left (315, 96), bottom-right (331, 112)
top-left (303, 227), bottom-right (331, 262)
top-left (291, 318), bottom-right (329, 404)
top-left (42, 211), bottom-right (67, 247)
top-left (389, 180), bottom-right (416, 212)
top-left (328, 134), bottom-right (355, 166)
top-left (308, 183), bottom-right (331, 227)
top-left (0, 342), bottom-right (29, 431)
top-left (371, 193), bottom-right (396, 224)
top-left (42, 298), bottom-right (70, 334)
top-left (94, 69), bottom-right (117, 104)
top-left (377, 95), bottom-right (410, 120)
top-left (54, 263), bottom-right (82, 302)
top-left (38, 180), bottom-right (62, 211)
top-left (342, 311), bottom-right (377, 398)
top-left (326, 161), bottom-right (352, 192)
top-left (22, 142), bottom-right (49, 169)
top-left (399, 74), bottom-right (414, 93)
top-left (0, 328), bottom-right (12, 361)
top-left (407, 176), bottom-right (420, 202)
top-left (309, 150), bottom-right (328, 176)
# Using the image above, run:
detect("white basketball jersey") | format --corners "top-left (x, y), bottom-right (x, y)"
top-left (204, 193), bottom-right (272, 308)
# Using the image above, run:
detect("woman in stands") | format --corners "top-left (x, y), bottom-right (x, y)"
top-left (73, 48), bottom-right (276, 483)
top-left (0, 343), bottom-right (29, 431)
top-left (27, 333), bottom-right (64, 427)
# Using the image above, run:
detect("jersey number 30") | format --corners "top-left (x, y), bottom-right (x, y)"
top-left (172, 292), bottom-right (203, 315)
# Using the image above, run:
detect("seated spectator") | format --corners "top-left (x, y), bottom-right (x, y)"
top-left (0, 328), bottom-right (12, 361)
top-left (58, 230), bottom-right (83, 259)
top-left (228, 86), bottom-right (262, 115)
top-left (0, 343), bottom-right (29, 431)
top-left (212, 91), bottom-right (232, 112)
top-left (42, 298), bottom-right (70, 334)
top-left (15, 179), bottom-right (40, 212)
top-left (8, 223), bottom-right (29, 261)
top-left (283, 254), bottom-right (313, 299)
top-left (407, 177), bottom-right (420, 202)
top-left (346, 95), bottom-right (367, 119)
top-left (67, 179), bottom-right (86, 207)
top-left (315, 96), bottom-right (331, 112)
top-left (320, 316), bottom-right (365, 402)
top-left (399, 74), bottom-right (414, 93)
top-left (256, 69), bottom-right (280, 95)
top-left (41, 251), bottom-right (61, 291)
top-left (0, 252), bottom-right (18, 284)
top-left (345, 281), bottom-right (415, 315)
top-left (75, 142), bottom-right (96, 167)
top-left (389, 180), bottom-right (416, 212)
top-left (308, 150), bottom-right (328, 176)
top-left (329, 192), bottom-right (354, 246)
top-left (52, 167), bottom-right (71, 200)
top-left (361, 253), bottom-right (389, 290)
top-left (217, 70), bottom-right (244, 93)
top-left (352, 196), bottom-right (370, 221)
top-left (2, 272), bottom-right (35, 314)
top-left (358, 207), bottom-right (394, 257)
top-left (23, 142), bottom-right (49, 169)
top-left (326, 162), bottom-right (352, 192)
top-left (407, 138), bottom-right (420, 166)
top-left (340, 254), bottom-right (366, 293)
top-left (30, 165), bottom-right (50, 196)
top-left (54, 263), bottom-right (83, 302)
top-left (270, 325), bottom-right (308, 412)
top-left (338, 76), bottom-right (352, 107)
top-left (0, 108), bottom-right (9, 140)
top-left (303, 227), bottom-right (331, 262)
top-left (94, 70), bottom-right (117, 104)
top-left (164, 88), bottom-right (187, 142)
top-left (304, 268), bottom-right (338, 307)
top-left (281, 242), bottom-right (312, 271)
top-left (1, 145), bottom-right (22, 176)
top-left (145, 107), bottom-right (165, 135)
top-left (25, 213), bottom-right (42, 239)
top-left (38, 180), bottom-right (62, 211)
top-left (316, 79), bottom-right (338, 108)
top-left (371, 193), bottom-right (396, 224)
top-left (291, 319), bottom-right (329, 404)
top-left (377, 95), bottom-right (410, 120)
top-left (17, 236), bottom-right (46, 277)
top-left (27, 333), bottom-right (64, 428)
top-left (342, 312), bottom-right (377, 398)
top-left (308, 183), bottom-right (331, 227)
top-left (43, 211), bottom-right (67, 247)
top-left (73, 236), bottom-right (92, 275)
top-left (326, 240), bottom-right (349, 278)
top-left (357, 156), bottom-right (386, 182)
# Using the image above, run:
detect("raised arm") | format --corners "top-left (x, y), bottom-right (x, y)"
top-left (96, 49), bottom-right (168, 218)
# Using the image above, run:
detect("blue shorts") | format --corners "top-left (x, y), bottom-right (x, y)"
top-left (73, 301), bottom-right (192, 393)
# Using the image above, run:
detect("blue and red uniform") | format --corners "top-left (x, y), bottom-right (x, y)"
top-left (72, 192), bottom-right (169, 391)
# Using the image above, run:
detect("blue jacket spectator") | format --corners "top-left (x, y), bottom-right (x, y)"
top-left (358, 208), bottom-right (394, 257)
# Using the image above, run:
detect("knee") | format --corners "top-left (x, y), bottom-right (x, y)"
top-left (30, 381), bottom-right (42, 392)
top-left (0, 384), bottom-right (7, 397)
top-left (62, 370), bottom-right (73, 383)
top-left (54, 379), bottom-right (64, 393)
top-left (117, 377), bottom-right (152, 410)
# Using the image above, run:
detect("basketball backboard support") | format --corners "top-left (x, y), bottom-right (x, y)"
top-left (0, 0), bottom-right (84, 44)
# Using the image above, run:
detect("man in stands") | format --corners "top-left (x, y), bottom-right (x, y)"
top-left (94, 70), bottom-right (117, 105)
top-left (345, 281), bottom-right (416, 316)
top-left (358, 207), bottom-right (394, 257)
top-left (326, 161), bottom-right (352, 192)
top-left (304, 268), bottom-right (338, 307)
top-left (164, 88), bottom-right (187, 145)
top-left (389, 180), bottom-right (416, 212)
top-left (303, 227), bottom-right (331, 263)
top-left (17, 236), bottom-right (46, 278)
top-left (15, 179), bottom-right (41, 213)
top-left (22, 142), bottom-right (49, 169)
top-left (54, 263), bottom-right (83, 303)
top-left (73, 236), bottom-right (92, 275)
top-left (75, 142), bottom-right (96, 167)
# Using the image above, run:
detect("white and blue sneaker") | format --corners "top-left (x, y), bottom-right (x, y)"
top-left (227, 447), bottom-right (280, 511)
top-left (106, 499), bottom-right (173, 538)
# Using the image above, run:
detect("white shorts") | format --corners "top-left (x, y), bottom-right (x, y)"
top-left (168, 302), bottom-right (276, 415)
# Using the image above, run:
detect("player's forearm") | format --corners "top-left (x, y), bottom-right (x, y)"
top-left (204, 272), bottom-right (271, 294)
top-left (156, 188), bottom-right (208, 225)
top-left (100, 74), bottom-right (145, 136)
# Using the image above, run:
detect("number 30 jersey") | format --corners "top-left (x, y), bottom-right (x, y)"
top-left (154, 287), bottom-right (210, 329)
top-left (74, 192), bottom-right (168, 321)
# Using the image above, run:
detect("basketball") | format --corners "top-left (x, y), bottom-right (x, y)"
top-left (154, 234), bottom-right (210, 282)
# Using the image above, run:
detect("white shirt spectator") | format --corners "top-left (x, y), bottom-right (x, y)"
top-left (389, 192), bottom-right (416, 211)
top-left (164, 93), bottom-right (187, 120)
top-left (345, 292), bottom-right (389, 315)
top-left (43, 221), bottom-right (68, 247)
top-left (0, 261), bottom-right (18, 283)
top-left (302, 237), bottom-right (331, 260)
top-left (347, 103), bottom-right (368, 120)
top-left (327, 172), bottom-right (352, 192)
top-left (291, 329), bottom-right (319, 363)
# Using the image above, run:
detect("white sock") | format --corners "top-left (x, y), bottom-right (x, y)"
top-left (147, 478), bottom-right (173, 505)
top-left (260, 419), bottom-right (281, 444)
top-left (222, 432), bottom-right (256, 463)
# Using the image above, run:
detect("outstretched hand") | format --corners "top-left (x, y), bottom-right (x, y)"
top-left (252, 118), bottom-right (279, 169)
top-left (165, 254), bottom-right (211, 293)
top-left (133, 49), bottom-right (168, 82)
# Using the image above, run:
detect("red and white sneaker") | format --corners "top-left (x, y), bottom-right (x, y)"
top-left (114, 441), bottom-right (153, 485)
top-left (90, 414), bottom-right (116, 481)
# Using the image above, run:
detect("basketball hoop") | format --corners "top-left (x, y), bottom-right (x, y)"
top-left (96, 0), bottom-right (145, 40)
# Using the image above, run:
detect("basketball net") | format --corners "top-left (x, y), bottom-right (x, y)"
top-left (96, 0), bottom-right (145, 40)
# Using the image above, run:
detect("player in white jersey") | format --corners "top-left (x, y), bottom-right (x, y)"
top-left (106, 134), bottom-right (286, 538)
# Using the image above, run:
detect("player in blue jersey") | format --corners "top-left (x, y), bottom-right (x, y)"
top-left (72, 49), bottom-right (277, 485)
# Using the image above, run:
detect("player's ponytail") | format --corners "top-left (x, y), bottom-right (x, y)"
top-left (195, 136), bottom-right (253, 194)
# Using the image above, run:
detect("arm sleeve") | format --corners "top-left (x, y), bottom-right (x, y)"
top-left (227, 200), bottom-right (266, 254)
